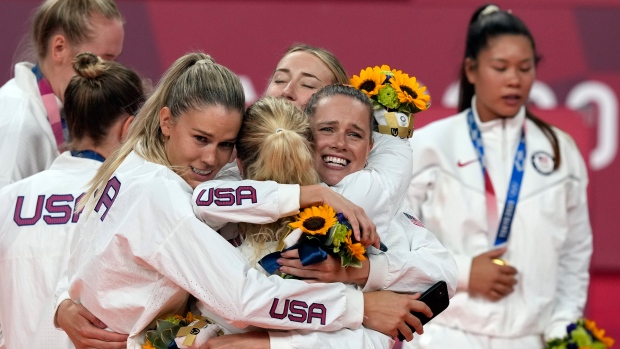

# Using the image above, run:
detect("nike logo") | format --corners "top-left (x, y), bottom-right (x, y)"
top-left (457, 159), bottom-right (478, 167)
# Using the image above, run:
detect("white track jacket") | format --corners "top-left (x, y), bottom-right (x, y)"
top-left (193, 133), bottom-right (458, 348)
top-left (0, 152), bottom-right (101, 348)
top-left (0, 62), bottom-right (59, 190)
top-left (406, 104), bottom-right (592, 342)
top-left (61, 151), bottom-right (364, 348)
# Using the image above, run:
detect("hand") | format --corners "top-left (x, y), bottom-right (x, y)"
top-left (362, 291), bottom-right (432, 342)
top-left (56, 299), bottom-right (127, 349)
top-left (469, 248), bottom-right (518, 301)
top-left (200, 332), bottom-right (269, 349)
top-left (278, 249), bottom-right (370, 286)
top-left (300, 186), bottom-right (379, 248)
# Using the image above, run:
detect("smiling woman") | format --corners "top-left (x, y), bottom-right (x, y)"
top-left (305, 84), bottom-right (375, 186)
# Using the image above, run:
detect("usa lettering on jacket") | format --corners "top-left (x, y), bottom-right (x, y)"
top-left (269, 298), bottom-right (327, 325)
top-left (13, 193), bottom-right (85, 226)
top-left (195, 186), bottom-right (257, 207)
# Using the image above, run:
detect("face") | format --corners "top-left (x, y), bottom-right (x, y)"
top-left (57, 14), bottom-right (125, 101)
top-left (160, 105), bottom-right (242, 189)
top-left (265, 51), bottom-right (335, 109)
top-left (465, 34), bottom-right (536, 122)
top-left (311, 95), bottom-right (373, 186)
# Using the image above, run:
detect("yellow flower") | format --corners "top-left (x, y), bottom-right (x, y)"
top-left (350, 67), bottom-right (385, 97)
top-left (345, 231), bottom-right (367, 261)
top-left (584, 319), bottom-right (615, 347)
top-left (390, 71), bottom-right (431, 111)
top-left (186, 311), bottom-right (195, 323)
top-left (142, 341), bottom-right (155, 349)
top-left (376, 64), bottom-right (395, 76)
top-left (289, 204), bottom-right (337, 236)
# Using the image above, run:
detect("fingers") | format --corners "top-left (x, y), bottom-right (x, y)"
top-left (491, 282), bottom-right (514, 297)
top-left (348, 212), bottom-right (362, 242)
top-left (404, 311), bottom-right (424, 336)
top-left (77, 304), bottom-right (106, 329)
top-left (280, 249), bottom-right (300, 259)
top-left (486, 246), bottom-right (507, 258)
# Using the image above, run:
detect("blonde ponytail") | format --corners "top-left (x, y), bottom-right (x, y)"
top-left (79, 51), bottom-right (245, 212)
top-left (236, 97), bottom-right (319, 246)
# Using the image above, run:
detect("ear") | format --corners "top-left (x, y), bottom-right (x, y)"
top-left (159, 107), bottom-right (172, 137)
top-left (50, 34), bottom-right (70, 65)
top-left (119, 115), bottom-right (135, 141)
top-left (464, 58), bottom-right (477, 85)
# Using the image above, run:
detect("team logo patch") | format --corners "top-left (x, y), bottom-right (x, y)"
top-left (531, 151), bottom-right (555, 175)
top-left (403, 212), bottom-right (425, 228)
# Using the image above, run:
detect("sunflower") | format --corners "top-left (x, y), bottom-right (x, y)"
top-left (584, 319), bottom-right (615, 347)
top-left (142, 341), bottom-right (155, 349)
top-left (389, 71), bottom-right (431, 111)
top-left (345, 231), bottom-right (367, 261)
top-left (289, 204), bottom-right (337, 236)
top-left (350, 67), bottom-right (385, 97)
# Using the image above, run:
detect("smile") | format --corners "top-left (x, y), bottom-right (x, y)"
top-left (191, 166), bottom-right (212, 176)
top-left (323, 156), bottom-right (349, 167)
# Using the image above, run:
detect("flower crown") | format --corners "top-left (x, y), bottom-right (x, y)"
top-left (351, 65), bottom-right (431, 138)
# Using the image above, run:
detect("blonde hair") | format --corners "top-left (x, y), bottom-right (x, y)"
top-left (283, 44), bottom-right (349, 84)
top-left (236, 97), bottom-right (319, 250)
top-left (79, 52), bottom-right (245, 212)
top-left (64, 52), bottom-right (144, 148)
top-left (32, 0), bottom-right (123, 60)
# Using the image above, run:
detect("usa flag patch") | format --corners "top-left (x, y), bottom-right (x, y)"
top-left (403, 212), bottom-right (425, 228)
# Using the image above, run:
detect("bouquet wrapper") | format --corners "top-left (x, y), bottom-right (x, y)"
top-left (173, 320), bottom-right (222, 348)
top-left (374, 108), bottom-right (414, 139)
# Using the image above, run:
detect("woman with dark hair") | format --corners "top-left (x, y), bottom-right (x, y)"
top-left (0, 52), bottom-right (143, 349)
top-left (405, 4), bottom-right (592, 348)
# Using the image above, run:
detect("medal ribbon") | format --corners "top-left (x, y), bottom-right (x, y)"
top-left (70, 150), bottom-right (106, 163)
top-left (466, 110), bottom-right (526, 247)
top-left (32, 64), bottom-right (67, 149)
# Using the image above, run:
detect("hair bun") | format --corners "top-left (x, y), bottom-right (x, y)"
top-left (478, 4), bottom-right (501, 19)
top-left (72, 52), bottom-right (105, 79)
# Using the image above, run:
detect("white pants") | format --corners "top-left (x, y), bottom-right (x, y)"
top-left (402, 323), bottom-right (544, 349)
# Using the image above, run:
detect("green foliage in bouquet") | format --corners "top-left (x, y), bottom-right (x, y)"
top-left (545, 318), bottom-right (614, 349)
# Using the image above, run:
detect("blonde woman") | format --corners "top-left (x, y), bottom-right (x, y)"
top-left (0, 0), bottom-right (124, 190)
top-left (55, 52), bottom-right (423, 349)
top-left (194, 86), bottom-right (458, 348)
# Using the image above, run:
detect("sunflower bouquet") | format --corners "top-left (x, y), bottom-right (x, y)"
top-left (259, 204), bottom-right (367, 276)
top-left (350, 65), bottom-right (431, 138)
top-left (141, 312), bottom-right (223, 349)
top-left (545, 318), bottom-right (615, 349)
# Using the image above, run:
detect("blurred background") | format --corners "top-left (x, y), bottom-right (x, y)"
top-left (1, 0), bottom-right (618, 340)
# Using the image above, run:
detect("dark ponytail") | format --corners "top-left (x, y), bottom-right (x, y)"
top-left (458, 4), bottom-right (560, 170)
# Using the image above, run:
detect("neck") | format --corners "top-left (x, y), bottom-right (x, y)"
top-left (71, 138), bottom-right (117, 159)
top-left (38, 57), bottom-right (65, 102)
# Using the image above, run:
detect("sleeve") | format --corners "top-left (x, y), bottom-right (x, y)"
top-left (362, 212), bottom-right (458, 298)
top-left (268, 327), bottom-right (392, 349)
top-left (543, 147), bottom-right (593, 341)
top-left (192, 180), bottom-right (301, 231)
top-left (330, 133), bottom-right (413, 238)
top-left (406, 136), bottom-right (473, 292)
top-left (150, 215), bottom-right (364, 332)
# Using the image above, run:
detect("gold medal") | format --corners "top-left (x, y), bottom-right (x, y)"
top-left (492, 258), bottom-right (508, 266)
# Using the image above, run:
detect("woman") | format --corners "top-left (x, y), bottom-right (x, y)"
top-left (194, 86), bottom-right (457, 348)
top-left (0, 52), bottom-right (143, 349)
top-left (191, 96), bottom-right (401, 349)
top-left (405, 5), bottom-right (592, 348)
top-left (0, 0), bottom-right (124, 190)
top-left (58, 52), bottom-right (425, 349)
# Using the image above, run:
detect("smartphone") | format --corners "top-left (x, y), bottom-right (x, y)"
top-left (397, 280), bottom-right (450, 341)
